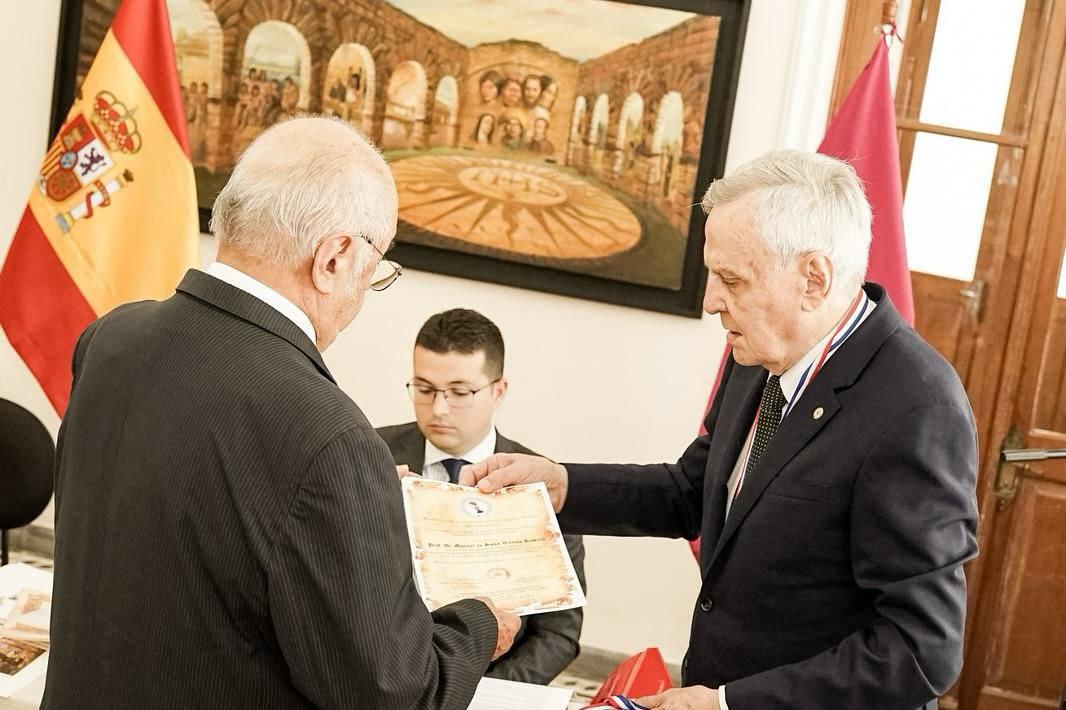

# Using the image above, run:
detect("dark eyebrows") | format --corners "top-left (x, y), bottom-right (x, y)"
top-left (411, 376), bottom-right (476, 388)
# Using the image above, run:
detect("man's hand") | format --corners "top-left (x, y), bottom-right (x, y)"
top-left (473, 596), bottom-right (520, 660)
top-left (458, 453), bottom-right (569, 513)
top-left (395, 464), bottom-right (416, 479)
top-left (636, 686), bottom-right (720, 710)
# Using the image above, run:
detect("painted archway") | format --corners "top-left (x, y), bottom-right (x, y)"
top-left (382, 60), bottom-right (429, 150)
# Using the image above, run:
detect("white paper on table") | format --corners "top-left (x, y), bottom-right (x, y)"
top-left (0, 564), bottom-right (53, 699)
top-left (468, 677), bottom-right (573, 710)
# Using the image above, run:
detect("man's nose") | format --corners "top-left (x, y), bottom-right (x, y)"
top-left (432, 391), bottom-right (450, 415)
top-left (703, 281), bottom-right (725, 315)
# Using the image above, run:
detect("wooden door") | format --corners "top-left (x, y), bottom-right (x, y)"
top-left (835, 0), bottom-right (1058, 476)
top-left (959, 183), bottom-right (1066, 710)
top-left (832, 2), bottom-right (1066, 708)
top-left (956, 36), bottom-right (1066, 701)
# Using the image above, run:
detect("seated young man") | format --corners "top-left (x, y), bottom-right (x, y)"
top-left (378, 308), bottom-right (585, 685)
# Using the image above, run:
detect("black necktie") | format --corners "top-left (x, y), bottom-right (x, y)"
top-left (440, 458), bottom-right (469, 484)
top-left (744, 375), bottom-right (787, 479)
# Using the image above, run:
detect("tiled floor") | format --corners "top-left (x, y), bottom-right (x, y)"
top-left (551, 670), bottom-right (602, 706)
top-left (4, 551), bottom-right (52, 571)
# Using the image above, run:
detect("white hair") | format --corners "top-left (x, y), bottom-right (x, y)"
top-left (210, 115), bottom-right (397, 267)
top-left (701, 150), bottom-right (872, 292)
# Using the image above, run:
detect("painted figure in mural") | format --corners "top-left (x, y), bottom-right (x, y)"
top-left (536, 79), bottom-right (558, 111)
top-left (281, 76), bottom-right (299, 115)
top-left (233, 81), bottom-right (249, 129)
top-left (262, 80), bottom-right (282, 127)
top-left (231, 82), bottom-right (264, 155)
top-left (478, 70), bottom-right (502, 106)
top-left (499, 77), bottom-right (522, 108)
top-left (328, 78), bottom-right (345, 102)
top-left (472, 113), bottom-right (495, 146)
top-left (527, 116), bottom-right (554, 155)
top-left (188, 81), bottom-right (209, 164)
top-left (345, 72), bottom-right (362, 103)
top-left (343, 72), bottom-right (362, 119)
top-left (521, 74), bottom-right (543, 109)
top-left (501, 116), bottom-right (524, 150)
top-left (245, 83), bottom-right (263, 128)
top-left (184, 82), bottom-right (198, 123)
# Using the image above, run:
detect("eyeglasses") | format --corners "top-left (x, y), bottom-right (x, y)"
top-left (357, 234), bottom-right (403, 291)
top-left (406, 380), bottom-right (501, 408)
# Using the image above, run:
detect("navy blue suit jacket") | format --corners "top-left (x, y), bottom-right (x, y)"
top-left (559, 284), bottom-right (978, 709)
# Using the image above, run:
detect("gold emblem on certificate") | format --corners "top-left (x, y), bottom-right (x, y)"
top-left (401, 477), bottom-right (585, 616)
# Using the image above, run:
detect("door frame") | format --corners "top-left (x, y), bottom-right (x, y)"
top-left (831, 0), bottom-right (1066, 705)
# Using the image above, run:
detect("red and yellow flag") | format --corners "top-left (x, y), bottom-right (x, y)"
top-left (0, 0), bottom-right (198, 415)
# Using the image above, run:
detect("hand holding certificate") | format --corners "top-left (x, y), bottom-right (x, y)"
top-left (401, 477), bottom-right (585, 615)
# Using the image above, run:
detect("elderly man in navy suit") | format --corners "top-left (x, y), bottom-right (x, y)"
top-left (464, 150), bottom-right (978, 710)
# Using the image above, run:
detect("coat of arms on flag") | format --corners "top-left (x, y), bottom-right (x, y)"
top-left (0, 0), bottom-right (198, 415)
top-left (38, 93), bottom-right (141, 234)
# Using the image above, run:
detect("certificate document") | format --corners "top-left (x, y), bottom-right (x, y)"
top-left (400, 477), bottom-right (585, 616)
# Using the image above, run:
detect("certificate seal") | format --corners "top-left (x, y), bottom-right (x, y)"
top-left (460, 497), bottom-right (492, 518)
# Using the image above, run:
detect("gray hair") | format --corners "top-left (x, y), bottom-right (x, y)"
top-left (210, 115), bottom-right (397, 266)
top-left (701, 150), bottom-right (872, 292)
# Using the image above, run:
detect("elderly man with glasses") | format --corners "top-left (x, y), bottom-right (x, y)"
top-left (45, 116), bottom-right (518, 710)
top-left (377, 307), bottom-right (586, 686)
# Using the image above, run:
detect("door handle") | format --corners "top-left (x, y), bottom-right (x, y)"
top-left (1001, 448), bottom-right (1066, 462)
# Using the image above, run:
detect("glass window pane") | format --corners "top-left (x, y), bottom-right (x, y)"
top-left (919, 0), bottom-right (1026, 134)
top-left (903, 132), bottom-right (997, 281)
top-left (1033, 252), bottom-right (1066, 433)
top-left (1059, 249), bottom-right (1066, 298)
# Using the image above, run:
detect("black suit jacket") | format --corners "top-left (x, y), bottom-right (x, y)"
top-left (44, 270), bottom-right (498, 709)
top-left (377, 422), bottom-right (585, 684)
top-left (558, 284), bottom-right (978, 710)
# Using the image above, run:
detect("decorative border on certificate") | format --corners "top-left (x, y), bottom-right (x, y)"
top-left (401, 478), bottom-right (585, 616)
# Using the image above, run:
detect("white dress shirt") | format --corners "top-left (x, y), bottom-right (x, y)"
top-left (422, 426), bottom-right (497, 482)
top-left (718, 296), bottom-right (874, 710)
top-left (205, 262), bottom-right (317, 345)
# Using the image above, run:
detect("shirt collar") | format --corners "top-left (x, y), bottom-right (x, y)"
top-left (778, 330), bottom-right (831, 407)
top-left (205, 262), bottom-right (317, 345)
top-left (424, 426), bottom-right (497, 467)
top-left (777, 292), bottom-right (876, 406)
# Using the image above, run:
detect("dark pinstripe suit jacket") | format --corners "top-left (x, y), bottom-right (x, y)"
top-left (377, 422), bottom-right (585, 684)
top-left (43, 270), bottom-right (498, 709)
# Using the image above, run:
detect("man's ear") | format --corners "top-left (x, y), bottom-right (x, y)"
top-left (800, 251), bottom-right (833, 311)
top-left (311, 233), bottom-right (356, 294)
top-left (492, 377), bottom-right (509, 407)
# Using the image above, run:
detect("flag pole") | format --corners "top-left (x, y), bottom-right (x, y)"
top-left (880, 0), bottom-right (900, 43)
top-left (881, 0), bottom-right (898, 25)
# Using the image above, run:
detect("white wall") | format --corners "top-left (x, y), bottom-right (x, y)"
top-left (0, 0), bottom-right (845, 664)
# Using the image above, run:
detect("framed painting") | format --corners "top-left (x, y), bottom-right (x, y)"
top-left (54, 0), bottom-right (750, 317)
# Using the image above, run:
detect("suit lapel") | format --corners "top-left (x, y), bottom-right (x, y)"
top-left (175, 269), bottom-right (335, 383)
top-left (699, 363), bottom-right (762, 571)
top-left (707, 381), bottom-right (840, 568)
top-left (494, 431), bottom-right (518, 455)
top-left (393, 424), bottom-right (427, 473)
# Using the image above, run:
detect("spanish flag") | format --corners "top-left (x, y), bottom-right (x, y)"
top-left (0, 0), bottom-right (198, 415)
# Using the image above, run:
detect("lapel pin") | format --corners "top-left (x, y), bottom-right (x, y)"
top-left (813, 406), bottom-right (824, 420)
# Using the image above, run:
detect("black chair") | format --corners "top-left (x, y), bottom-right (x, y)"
top-left (0, 399), bottom-right (55, 565)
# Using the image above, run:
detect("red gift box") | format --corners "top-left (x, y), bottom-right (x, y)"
top-left (584, 647), bottom-right (673, 707)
